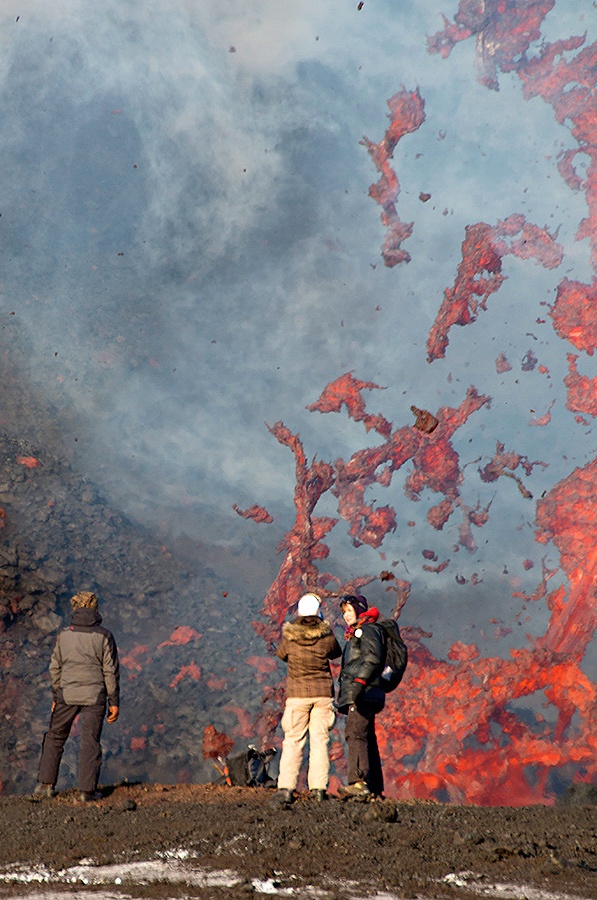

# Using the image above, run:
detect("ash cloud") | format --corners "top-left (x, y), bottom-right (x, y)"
top-left (0, 0), bottom-right (595, 604)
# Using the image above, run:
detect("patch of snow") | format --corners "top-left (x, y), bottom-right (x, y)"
top-left (442, 872), bottom-right (588, 900)
top-left (0, 856), bottom-right (593, 900)
top-left (0, 858), bottom-right (240, 888)
top-left (0, 894), bottom-right (131, 900)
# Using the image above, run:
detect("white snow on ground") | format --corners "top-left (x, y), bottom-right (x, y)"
top-left (0, 854), bottom-right (592, 899)
top-left (442, 871), bottom-right (591, 898)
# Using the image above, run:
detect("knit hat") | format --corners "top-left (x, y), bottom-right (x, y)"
top-left (70, 591), bottom-right (98, 611)
top-left (297, 592), bottom-right (321, 617)
top-left (340, 594), bottom-right (368, 617)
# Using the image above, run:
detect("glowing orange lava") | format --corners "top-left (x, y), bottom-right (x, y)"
top-left (361, 88), bottom-right (426, 267)
top-left (237, 0), bottom-right (597, 804)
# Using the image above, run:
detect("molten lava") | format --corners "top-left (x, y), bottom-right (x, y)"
top-left (361, 87), bottom-right (426, 267)
top-left (427, 217), bottom-right (562, 363)
top-left (202, 724), bottom-right (235, 760)
top-left (237, 0), bottom-right (597, 805)
top-left (170, 662), bottom-right (201, 690)
top-left (232, 504), bottom-right (274, 524)
top-left (15, 456), bottom-right (40, 469)
top-left (158, 626), bottom-right (202, 649)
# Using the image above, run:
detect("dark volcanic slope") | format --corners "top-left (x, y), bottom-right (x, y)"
top-left (0, 335), bottom-right (269, 795)
top-left (0, 784), bottom-right (596, 900)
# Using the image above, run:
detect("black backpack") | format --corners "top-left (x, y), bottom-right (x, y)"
top-left (215, 745), bottom-right (278, 788)
top-left (378, 619), bottom-right (408, 692)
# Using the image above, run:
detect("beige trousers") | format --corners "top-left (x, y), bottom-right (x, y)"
top-left (277, 696), bottom-right (336, 791)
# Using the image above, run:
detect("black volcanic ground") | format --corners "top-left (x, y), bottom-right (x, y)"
top-left (0, 784), bottom-right (596, 899)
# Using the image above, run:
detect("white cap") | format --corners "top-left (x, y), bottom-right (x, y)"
top-left (297, 593), bottom-right (321, 617)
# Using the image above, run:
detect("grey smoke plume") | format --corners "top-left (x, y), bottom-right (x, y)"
top-left (0, 0), bottom-right (595, 640)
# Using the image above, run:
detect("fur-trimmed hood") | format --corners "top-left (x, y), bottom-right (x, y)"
top-left (282, 616), bottom-right (334, 643)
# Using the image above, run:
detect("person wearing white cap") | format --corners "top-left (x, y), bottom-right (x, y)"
top-left (275, 592), bottom-right (341, 805)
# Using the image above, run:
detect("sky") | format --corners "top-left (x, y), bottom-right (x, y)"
top-left (1, 0), bottom-right (596, 662)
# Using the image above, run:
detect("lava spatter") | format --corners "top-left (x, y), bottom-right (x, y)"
top-left (306, 372), bottom-right (391, 436)
top-left (246, 380), bottom-right (495, 757)
top-left (431, 6), bottom-right (597, 269)
top-left (361, 88), bottom-right (426, 267)
top-left (550, 278), bottom-right (597, 356)
top-left (250, 420), bottom-right (337, 650)
top-left (238, 0), bottom-right (597, 805)
top-left (478, 440), bottom-right (546, 498)
top-left (564, 354), bottom-right (597, 417)
top-left (520, 37), bottom-right (597, 269)
top-left (170, 662), bottom-right (201, 689)
top-left (411, 0), bottom-right (597, 803)
top-left (427, 0), bottom-right (555, 90)
top-left (232, 504), bottom-right (274, 524)
top-left (157, 626), bottom-right (202, 649)
top-left (427, 217), bottom-right (563, 362)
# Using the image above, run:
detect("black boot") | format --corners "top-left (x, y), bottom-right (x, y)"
top-left (309, 789), bottom-right (327, 802)
top-left (276, 788), bottom-right (294, 806)
top-left (338, 781), bottom-right (371, 800)
top-left (33, 783), bottom-right (56, 799)
top-left (79, 790), bottom-right (103, 802)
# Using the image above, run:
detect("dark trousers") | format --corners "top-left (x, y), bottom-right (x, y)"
top-left (38, 696), bottom-right (105, 792)
top-left (345, 701), bottom-right (384, 796)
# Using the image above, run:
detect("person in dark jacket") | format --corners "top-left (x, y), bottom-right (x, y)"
top-left (336, 594), bottom-right (387, 799)
top-left (275, 592), bottom-right (342, 804)
top-left (34, 591), bottom-right (120, 802)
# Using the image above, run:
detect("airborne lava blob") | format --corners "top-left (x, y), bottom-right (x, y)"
top-left (361, 88), bottom-right (426, 267)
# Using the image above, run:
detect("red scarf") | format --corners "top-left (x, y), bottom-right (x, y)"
top-left (344, 607), bottom-right (379, 640)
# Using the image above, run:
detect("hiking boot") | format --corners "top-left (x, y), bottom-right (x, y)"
top-left (78, 790), bottom-right (103, 802)
top-left (309, 789), bottom-right (327, 802)
top-left (276, 788), bottom-right (294, 806)
top-left (338, 781), bottom-right (371, 800)
top-left (33, 783), bottom-right (56, 799)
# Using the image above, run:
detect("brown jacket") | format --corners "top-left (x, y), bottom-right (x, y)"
top-left (276, 616), bottom-right (341, 698)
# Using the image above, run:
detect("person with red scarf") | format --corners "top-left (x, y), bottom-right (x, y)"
top-left (336, 594), bottom-right (387, 799)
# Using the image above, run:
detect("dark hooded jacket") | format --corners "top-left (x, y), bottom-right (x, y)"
top-left (49, 607), bottom-right (120, 707)
top-left (276, 616), bottom-right (341, 698)
top-left (336, 613), bottom-right (387, 714)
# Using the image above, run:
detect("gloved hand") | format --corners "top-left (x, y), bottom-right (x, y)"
top-left (107, 705), bottom-right (119, 723)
